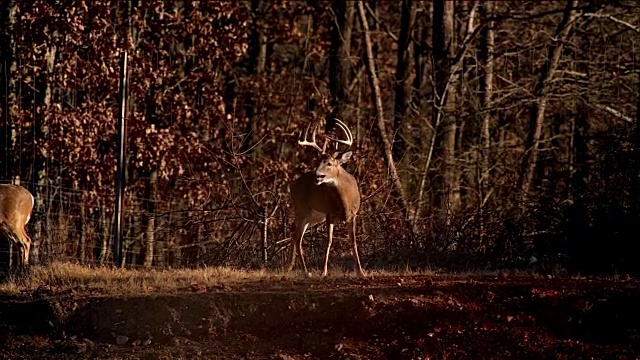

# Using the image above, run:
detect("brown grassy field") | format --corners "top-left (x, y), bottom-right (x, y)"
top-left (1, 263), bottom-right (639, 359)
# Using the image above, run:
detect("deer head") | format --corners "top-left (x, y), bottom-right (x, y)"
top-left (298, 119), bottom-right (354, 185)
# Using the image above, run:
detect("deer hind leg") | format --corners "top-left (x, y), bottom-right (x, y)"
top-left (17, 243), bottom-right (26, 269)
top-left (6, 229), bottom-right (24, 269)
top-left (288, 221), bottom-right (309, 274)
top-left (8, 240), bottom-right (14, 269)
top-left (349, 218), bottom-right (365, 277)
top-left (20, 229), bottom-right (31, 267)
top-left (10, 239), bottom-right (24, 269)
top-left (322, 223), bottom-right (334, 277)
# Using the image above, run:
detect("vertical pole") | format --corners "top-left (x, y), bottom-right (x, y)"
top-left (113, 51), bottom-right (128, 266)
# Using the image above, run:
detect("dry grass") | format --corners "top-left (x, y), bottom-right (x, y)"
top-left (0, 262), bottom-right (281, 296)
top-left (0, 262), bottom-right (437, 297)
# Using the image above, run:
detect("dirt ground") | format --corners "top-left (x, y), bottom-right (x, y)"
top-left (1, 273), bottom-right (639, 360)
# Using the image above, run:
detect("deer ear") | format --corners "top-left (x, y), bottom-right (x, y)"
top-left (337, 151), bottom-right (353, 164)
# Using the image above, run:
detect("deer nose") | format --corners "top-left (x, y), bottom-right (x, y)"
top-left (315, 174), bottom-right (325, 184)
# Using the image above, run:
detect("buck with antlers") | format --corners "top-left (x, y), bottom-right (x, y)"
top-left (0, 184), bottom-right (34, 269)
top-left (288, 119), bottom-right (365, 277)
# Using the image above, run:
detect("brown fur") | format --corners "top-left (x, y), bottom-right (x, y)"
top-left (0, 184), bottom-right (34, 268)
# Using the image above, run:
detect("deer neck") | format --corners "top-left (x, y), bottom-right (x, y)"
top-left (322, 167), bottom-right (347, 187)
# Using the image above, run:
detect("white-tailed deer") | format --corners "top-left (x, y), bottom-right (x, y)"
top-left (288, 119), bottom-right (365, 277)
top-left (0, 184), bottom-right (34, 268)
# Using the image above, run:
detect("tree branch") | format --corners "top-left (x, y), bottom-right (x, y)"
top-left (583, 12), bottom-right (640, 34)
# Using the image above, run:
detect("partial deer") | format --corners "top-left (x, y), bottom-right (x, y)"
top-left (0, 184), bottom-right (34, 268)
top-left (288, 119), bottom-right (365, 277)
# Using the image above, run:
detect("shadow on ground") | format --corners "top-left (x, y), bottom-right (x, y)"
top-left (1, 275), bottom-right (639, 359)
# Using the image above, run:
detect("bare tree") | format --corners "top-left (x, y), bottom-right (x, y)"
top-left (393, 0), bottom-right (416, 162)
top-left (143, 171), bottom-right (157, 268)
top-left (411, 2), bottom-right (431, 113)
top-left (242, 0), bottom-right (268, 156)
top-left (357, 1), bottom-right (414, 228)
top-left (433, 0), bottom-right (460, 219)
top-left (0, 0), bottom-right (18, 181)
top-left (29, 9), bottom-right (59, 264)
top-left (518, 0), bottom-right (580, 205)
top-left (328, 0), bottom-right (355, 131)
top-left (478, 0), bottom-right (495, 241)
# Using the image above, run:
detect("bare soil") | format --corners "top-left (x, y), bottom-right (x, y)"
top-left (1, 274), bottom-right (639, 359)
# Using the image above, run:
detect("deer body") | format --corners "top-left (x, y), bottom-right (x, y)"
top-left (289, 120), bottom-right (365, 277)
top-left (291, 168), bottom-right (360, 223)
top-left (0, 184), bottom-right (34, 268)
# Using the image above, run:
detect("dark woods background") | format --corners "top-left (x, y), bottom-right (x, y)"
top-left (1, 0), bottom-right (639, 275)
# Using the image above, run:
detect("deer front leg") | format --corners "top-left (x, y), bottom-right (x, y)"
top-left (288, 236), bottom-right (297, 272)
top-left (322, 223), bottom-right (334, 277)
top-left (288, 222), bottom-right (309, 273)
top-left (349, 218), bottom-right (365, 277)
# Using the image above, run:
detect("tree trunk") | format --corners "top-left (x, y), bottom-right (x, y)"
top-left (566, 100), bottom-right (590, 271)
top-left (242, 0), bottom-right (268, 156)
top-left (122, 212), bottom-right (135, 267)
top-left (143, 171), bottom-right (157, 268)
top-left (518, 0), bottom-right (579, 206)
top-left (262, 206), bottom-right (268, 265)
top-left (633, 70), bottom-right (640, 219)
top-left (393, 0), bottom-right (416, 163)
top-left (433, 0), bottom-right (460, 220)
top-left (97, 197), bottom-right (111, 263)
top-left (411, 2), bottom-right (431, 113)
top-left (357, 1), bottom-right (414, 230)
top-left (30, 22), bottom-right (57, 265)
top-left (328, 0), bottom-right (354, 132)
top-left (79, 190), bottom-right (87, 264)
top-left (478, 0), bottom-right (495, 244)
top-left (0, 0), bottom-right (18, 181)
top-left (479, 0), bottom-right (494, 195)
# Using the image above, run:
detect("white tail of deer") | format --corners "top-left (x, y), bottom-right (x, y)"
top-left (288, 119), bottom-right (365, 277)
top-left (0, 184), bottom-right (34, 268)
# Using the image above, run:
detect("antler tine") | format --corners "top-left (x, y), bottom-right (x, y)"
top-left (325, 118), bottom-right (353, 149)
top-left (298, 122), bottom-right (324, 153)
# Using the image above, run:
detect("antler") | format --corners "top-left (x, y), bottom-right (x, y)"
top-left (298, 119), bottom-right (353, 153)
top-left (325, 119), bottom-right (353, 150)
top-left (298, 121), bottom-right (324, 153)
